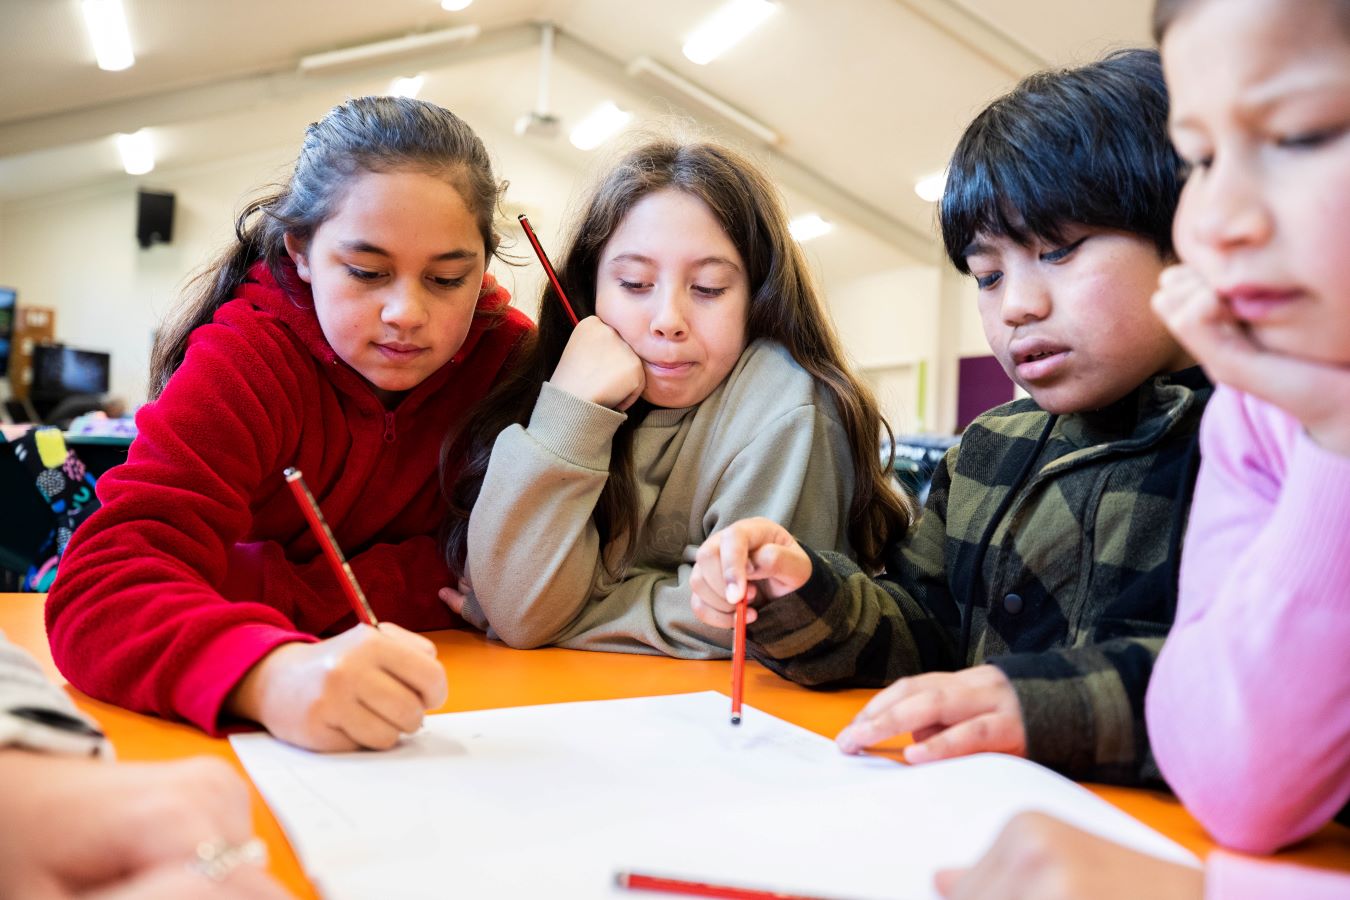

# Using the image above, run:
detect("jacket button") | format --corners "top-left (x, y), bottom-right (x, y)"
top-left (1003, 593), bottom-right (1024, 615)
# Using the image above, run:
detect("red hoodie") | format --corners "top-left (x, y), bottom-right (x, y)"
top-left (46, 261), bottom-right (533, 734)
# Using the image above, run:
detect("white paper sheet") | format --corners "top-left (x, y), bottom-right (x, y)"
top-left (230, 691), bottom-right (1196, 899)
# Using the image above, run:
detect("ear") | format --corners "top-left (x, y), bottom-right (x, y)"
top-left (283, 232), bottom-right (312, 283)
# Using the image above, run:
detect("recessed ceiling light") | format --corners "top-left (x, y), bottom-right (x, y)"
top-left (569, 102), bottom-right (634, 151)
top-left (915, 170), bottom-right (947, 203)
top-left (116, 130), bottom-right (154, 175)
top-left (789, 213), bottom-right (833, 242)
top-left (81, 0), bottom-right (135, 71)
top-left (389, 74), bottom-right (426, 98)
top-left (441, 0), bottom-right (473, 10)
top-left (683, 0), bottom-right (777, 66)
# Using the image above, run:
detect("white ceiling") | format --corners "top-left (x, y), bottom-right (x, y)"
top-left (0, 0), bottom-right (1156, 269)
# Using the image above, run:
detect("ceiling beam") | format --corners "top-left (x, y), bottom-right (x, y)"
top-left (552, 27), bottom-right (939, 264)
top-left (891, 0), bottom-right (1046, 78)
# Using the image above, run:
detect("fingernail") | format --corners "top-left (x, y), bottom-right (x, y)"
top-left (836, 726), bottom-right (861, 754)
top-left (903, 743), bottom-right (930, 764)
top-left (724, 574), bottom-right (743, 604)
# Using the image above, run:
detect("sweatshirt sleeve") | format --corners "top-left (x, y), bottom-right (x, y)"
top-left (1146, 387), bottom-right (1350, 853)
top-left (465, 384), bottom-right (855, 657)
top-left (462, 382), bottom-right (626, 649)
top-left (989, 633), bottom-right (1165, 784)
top-left (545, 400), bottom-right (855, 657)
top-left (45, 319), bottom-right (319, 735)
top-left (746, 446), bottom-right (964, 686)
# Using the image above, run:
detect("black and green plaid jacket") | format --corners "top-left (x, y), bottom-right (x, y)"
top-left (748, 367), bottom-right (1213, 786)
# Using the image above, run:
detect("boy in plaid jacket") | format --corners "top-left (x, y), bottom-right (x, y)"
top-left (689, 49), bottom-right (1210, 786)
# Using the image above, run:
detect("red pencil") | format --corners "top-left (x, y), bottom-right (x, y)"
top-left (518, 213), bottom-right (580, 326)
top-left (731, 599), bottom-right (747, 726)
top-left (616, 871), bottom-right (836, 900)
top-left (283, 467), bottom-right (379, 627)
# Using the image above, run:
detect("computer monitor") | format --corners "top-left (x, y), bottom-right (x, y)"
top-left (0, 287), bottom-right (15, 381)
top-left (31, 344), bottom-right (111, 397)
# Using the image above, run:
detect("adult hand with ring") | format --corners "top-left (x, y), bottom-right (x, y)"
top-left (0, 750), bottom-right (288, 898)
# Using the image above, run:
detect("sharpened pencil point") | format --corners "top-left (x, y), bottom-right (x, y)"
top-left (731, 714), bottom-right (741, 726)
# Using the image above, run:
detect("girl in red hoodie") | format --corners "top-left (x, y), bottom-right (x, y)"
top-left (46, 96), bottom-right (533, 752)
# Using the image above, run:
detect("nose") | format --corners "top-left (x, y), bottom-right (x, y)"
top-left (649, 285), bottom-right (689, 340)
top-left (381, 278), bottom-right (430, 333)
top-left (1000, 271), bottom-right (1051, 327)
top-left (1181, 152), bottom-right (1273, 252)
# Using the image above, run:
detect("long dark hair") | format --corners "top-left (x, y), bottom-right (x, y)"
top-left (444, 138), bottom-right (911, 577)
top-left (148, 96), bottom-right (505, 398)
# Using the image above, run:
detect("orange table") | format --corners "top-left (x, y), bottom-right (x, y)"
top-left (4, 592), bottom-right (1348, 897)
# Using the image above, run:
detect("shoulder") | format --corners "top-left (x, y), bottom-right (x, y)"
top-left (716, 339), bottom-right (830, 420)
top-left (962, 397), bottom-right (1050, 444)
top-left (1200, 384), bottom-right (1299, 469)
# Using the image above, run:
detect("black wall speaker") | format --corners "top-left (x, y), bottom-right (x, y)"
top-left (136, 189), bottom-right (175, 249)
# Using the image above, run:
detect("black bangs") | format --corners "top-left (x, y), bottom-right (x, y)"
top-left (940, 48), bottom-right (1184, 274)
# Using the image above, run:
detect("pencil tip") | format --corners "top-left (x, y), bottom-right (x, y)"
top-left (730, 715), bottom-right (741, 726)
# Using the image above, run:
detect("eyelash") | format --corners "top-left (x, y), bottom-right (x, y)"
top-left (1277, 126), bottom-right (1345, 149)
top-left (618, 280), bottom-right (727, 298)
top-left (1040, 237), bottom-right (1087, 263)
top-left (345, 267), bottom-right (467, 289)
top-left (971, 237), bottom-right (1086, 291)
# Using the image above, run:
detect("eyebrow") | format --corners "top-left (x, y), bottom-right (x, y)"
top-left (962, 240), bottom-right (996, 260)
top-left (1173, 71), bottom-right (1350, 132)
top-left (607, 252), bottom-right (742, 272)
top-left (337, 240), bottom-right (480, 263)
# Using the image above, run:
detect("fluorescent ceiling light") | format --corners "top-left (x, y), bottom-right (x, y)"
top-left (683, 0), bottom-right (777, 65)
top-left (626, 56), bottom-right (780, 146)
top-left (569, 102), bottom-right (633, 151)
top-left (298, 25), bottom-right (480, 73)
top-left (915, 170), bottom-right (947, 203)
top-left (441, 0), bottom-right (473, 8)
top-left (82, 0), bottom-right (135, 71)
top-left (116, 130), bottom-right (154, 175)
top-left (789, 213), bottom-right (833, 242)
top-left (389, 74), bottom-right (426, 98)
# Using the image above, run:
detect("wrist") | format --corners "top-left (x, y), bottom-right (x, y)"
top-left (225, 643), bottom-right (300, 726)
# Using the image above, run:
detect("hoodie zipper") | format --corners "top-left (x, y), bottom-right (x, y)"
top-left (383, 411), bottom-right (396, 444)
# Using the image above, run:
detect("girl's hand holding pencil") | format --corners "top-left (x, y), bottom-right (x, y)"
top-left (226, 624), bottom-right (447, 752)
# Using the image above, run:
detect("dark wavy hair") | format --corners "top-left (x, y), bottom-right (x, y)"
top-left (148, 96), bottom-right (505, 399)
top-left (443, 138), bottom-right (912, 578)
top-left (940, 48), bottom-right (1184, 274)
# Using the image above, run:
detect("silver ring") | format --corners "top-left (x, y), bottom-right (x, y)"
top-left (188, 837), bottom-right (268, 882)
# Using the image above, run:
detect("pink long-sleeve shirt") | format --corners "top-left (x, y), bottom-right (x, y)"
top-left (1145, 385), bottom-right (1350, 900)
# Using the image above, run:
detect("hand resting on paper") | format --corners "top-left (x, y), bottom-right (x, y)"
top-left (836, 666), bottom-right (1027, 763)
top-left (934, 811), bottom-right (1202, 899)
top-left (227, 622), bottom-right (447, 752)
top-left (689, 517), bottom-right (814, 629)
top-left (0, 750), bottom-right (287, 899)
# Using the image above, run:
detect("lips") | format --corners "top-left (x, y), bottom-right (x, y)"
top-left (1008, 337), bottom-right (1070, 382)
top-left (1220, 285), bottom-right (1301, 323)
top-left (374, 342), bottom-right (428, 360)
top-left (644, 359), bottom-right (695, 375)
